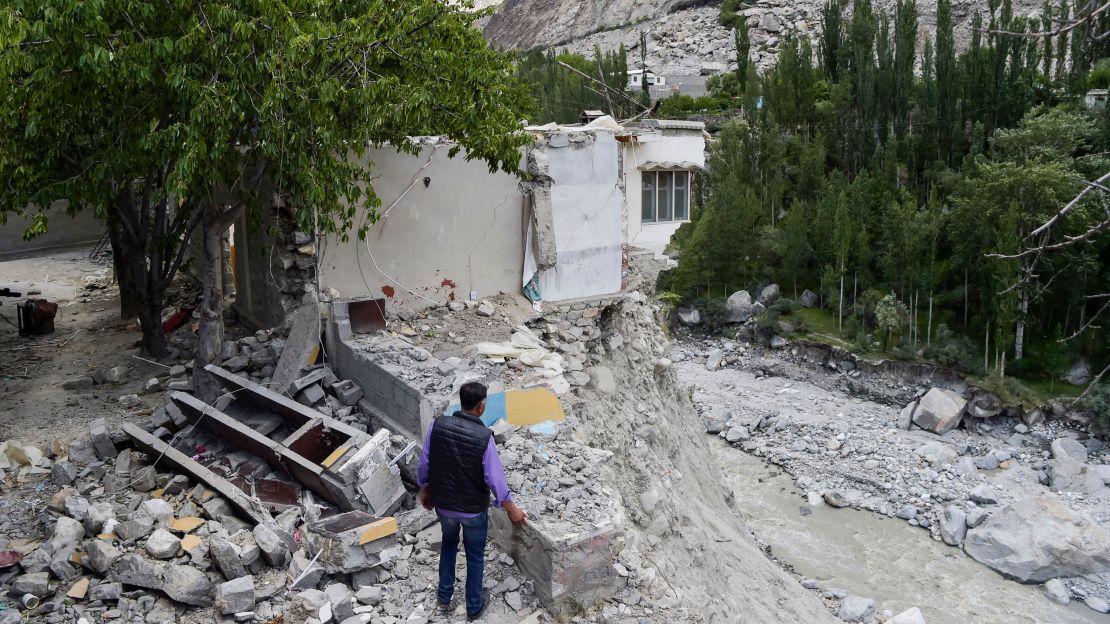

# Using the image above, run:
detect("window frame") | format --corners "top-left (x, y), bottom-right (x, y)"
top-left (640, 170), bottom-right (692, 224)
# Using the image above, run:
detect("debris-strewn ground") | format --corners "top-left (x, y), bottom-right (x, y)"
top-left (675, 335), bottom-right (1110, 620)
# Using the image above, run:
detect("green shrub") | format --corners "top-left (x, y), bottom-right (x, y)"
top-left (923, 324), bottom-right (984, 374)
top-left (695, 298), bottom-right (731, 334)
top-left (1082, 384), bottom-right (1110, 431)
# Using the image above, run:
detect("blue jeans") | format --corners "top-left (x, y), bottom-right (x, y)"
top-left (437, 511), bottom-right (488, 615)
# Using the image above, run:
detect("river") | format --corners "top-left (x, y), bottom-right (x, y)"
top-left (712, 439), bottom-right (1108, 624)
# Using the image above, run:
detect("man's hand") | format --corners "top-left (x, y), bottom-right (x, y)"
top-left (504, 501), bottom-right (526, 528)
top-left (419, 486), bottom-right (433, 511)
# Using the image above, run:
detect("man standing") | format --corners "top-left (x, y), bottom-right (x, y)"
top-left (417, 382), bottom-right (527, 620)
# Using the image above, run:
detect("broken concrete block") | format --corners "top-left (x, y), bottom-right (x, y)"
top-left (215, 576), bottom-right (255, 614)
top-left (210, 536), bottom-right (248, 581)
top-left (288, 368), bottom-right (328, 397)
top-left (131, 466), bottom-right (158, 492)
top-left (89, 418), bottom-right (117, 460)
top-left (253, 525), bottom-right (291, 569)
top-left (48, 516), bottom-right (86, 554)
top-left (118, 393), bottom-right (141, 407)
top-left (146, 529), bottom-right (182, 559)
top-left (83, 502), bottom-right (115, 535)
top-left (115, 517), bottom-right (155, 542)
top-left (296, 384), bottom-right (326, 406)
top-left (89, 581), bottom-right (122, 602)
top-left (86, 540), bottom-right (122, 574)
top-left (288, 550), bottom-right (324, 590)
top-left (9, 572), bottom-right (50, 598)
top-left (104, 366), bottom-right (128, 384)
top-left (357, 463), bottom-right (406, 517)
top-left (331, 380), bottom-right (364, 406)
top-left (303, 512), bottom-right (398, 574)
top-left (272, 304), bottom-right (323, 396)
top-left (111, 554), bottom-right (163, 591)
top-left (161, 564), bottom-right (214, 606)
top-left (135, 499), bottom-right (174, 526)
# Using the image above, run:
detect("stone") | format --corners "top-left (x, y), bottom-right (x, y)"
top-left (162, 564), bottom-right (214, 606)
top-left (823, 491), bottom-right (849, 508)
top-left (969, 484), bottom-right (999, 505)
top-left (136, 499), bottom-right (174, 525)
top-left (757, 283), bottom-right (780, 305)
top-left (726, 290), bottom-right (759, 323)
top-left (144, 377), bottom-right (163, 394)
top-left (118, 393), bottom-right (141, 407)
top-left (705, 349), bottom-right (723, 371)
top-left (1051, 438), bottom-right (1088, 462)
top-left (886, 607), bottom-right (926, 624)
top-left (146, 529), bottom-right (182, 559)
top-left (10, 572), bottom-right (50, 598)
top-left (964, 495), bottom-right (1110, 582)
top-left (48, 516), bottom-right (85, 553)
top-left (1084, 597), bottom-right (1110, 613)
top-left (940, 506), bottom-right (967, 546)
top-left (62, 376), bottom-right (95, 390)
top-left (89, 581), bottom-right (122, 602)
top-left (253, 525), bottom-right (291, 568)
top-left (965, 508), bottom-right (989, 529)
top-left (895, 505), bottom-right (917, 520)
top-left (116, 517), bottom-right (155, 542)
top-left (215, 576), bottom-right (256, 615)
top-left (586, 366), bottom-right (617, 395)
top-left (51, 460), bottom-right (77, 486)
top-left (89, 418), bottom-right (117, 460)
top-left (1043, 578), bottom-right (1070, 605)
top-left (104, 366), bottom-right (128, 383)
top-left (355, 585), bottom-right (383, 605)
top-left (477, 301), bottom-right (496, 317)
top-left (799, 289), bottom-right (818, 308)
top-left (725, 426), bottom-right (749, 443)
top-left (296, 384), bottom-right (326, 406)
top-left (837, 595), bottom-right (875, 622)
top-left (1063, 359), bottom-right (1091, 385)
top-left (898, 401), bottom-right (917, 430)
top-left (1049, 459), bottom-right (1105, 494)
top-left (210, 536), bottom-right (248, 580)
top-left (770, 336), bottom-right (788, 348)
top-left (955, 456), bottom-right (978, 478)
top-left (915, 441), bottom-right (956, 466)
top-left (974, 454), bottom-right (1000, 471)
top-left (676, 308), bottom-right (701, 325)
top-left (911, 388), bottom-right (966, 435)
top-left (87, 540), bottom-right (122, 573)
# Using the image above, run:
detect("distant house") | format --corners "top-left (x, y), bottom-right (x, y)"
top-left (1085, 89), bottom-right (1108, 110)
top-left (578, 110), bottom-right (607, 124)
top-left (627, 69), bottom-right (666, 89)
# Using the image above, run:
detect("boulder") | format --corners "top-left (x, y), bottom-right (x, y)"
top-left (726, 291), bottom-right (760, 323)
top-left (964, 495), bottom-right (1110, 583)
top-left (699, 62), bottom-right (727, 75)
top-left (898, 401), bottom-right (917, 430)
top-left (911, 388), bottom-right (966, 435)
top-left (967, 392), bottom-right (1003, 419)
top-left (215, 576), bottom-right (255, 615)
top-left (1049, 459), bottom-right (1105, 495)
top-left (940, 506), bottom-right (967, 546)
top-left (837, 595), bottom-right (875, 622)
top-left (887, 608), bottom-right (926, 624)
top-left (799, 289), bottom-right (818, 308)
top-left (1051, 438), bottom-right (1088, 462)
top-left (705, 349), bottom-right (723, 371)
top-left (1063, 360), bottom-right (1091, 386)
top-left (1043, 578), bottom-right (1070, 605)
top-left (676, 308), bottom-right (701, 326)
top-left (915, 441), bottom-right (956, 466)
top-left (161, 564), bottom-right (214, 606)
top-left (757, 283), bottom-right (780, 305)
top-left (969, 484), bottom-right (999, 505)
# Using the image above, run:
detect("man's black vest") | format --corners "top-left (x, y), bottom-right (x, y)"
top-left (427, 411), bottom-right (493, 514)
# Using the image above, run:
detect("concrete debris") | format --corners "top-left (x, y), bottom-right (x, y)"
top-left (215, 576), bottom-right (256, 614)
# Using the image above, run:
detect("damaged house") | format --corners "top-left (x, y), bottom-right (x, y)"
top-left (232, 117), bottom-right (707, 324)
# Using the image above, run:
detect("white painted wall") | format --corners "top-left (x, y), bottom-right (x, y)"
top-left (538, 131), bottom-right (625, 301)
top-left (622, 130), bottom-right (705, 257)
top-left (318, 145), bottom-right (526, 315)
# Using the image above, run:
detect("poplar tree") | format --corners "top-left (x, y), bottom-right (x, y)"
top-left (893, 0), bottom-right (918, 138)
top-left (936, 0), bottom-right (957, 164)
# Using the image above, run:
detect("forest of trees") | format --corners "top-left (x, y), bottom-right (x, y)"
top-left (658, 0), bottom-right (1109, 402)
top-left (516, 45), bottom-right (648, 124)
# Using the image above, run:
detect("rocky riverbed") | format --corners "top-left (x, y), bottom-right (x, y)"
top-left (674, 337), bottom-right (1110, 621)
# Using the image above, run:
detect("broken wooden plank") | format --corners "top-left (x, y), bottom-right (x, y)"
top-left (206, 364), bottom-right (366, 439)
top-left (122, 423), bottom-right (272, 525)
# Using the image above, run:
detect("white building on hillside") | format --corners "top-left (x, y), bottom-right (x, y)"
top-left (627, 69), bottom-right (666, 89)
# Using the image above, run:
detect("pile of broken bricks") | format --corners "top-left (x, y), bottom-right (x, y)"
top-left (0, 359), bottom-right (437, 624)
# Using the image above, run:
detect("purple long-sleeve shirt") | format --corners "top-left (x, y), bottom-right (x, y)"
top-left (416, 416), bottom-right (512, 518)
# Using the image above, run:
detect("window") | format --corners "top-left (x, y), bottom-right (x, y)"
top-left (640, 170), bottom-right (691, 223)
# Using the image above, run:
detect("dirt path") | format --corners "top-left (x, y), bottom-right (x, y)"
top-left (0, 249), bottom-right (167, 447)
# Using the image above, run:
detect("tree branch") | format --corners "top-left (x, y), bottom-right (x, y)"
top-left (1068, 361), bottom-right (1110, 407)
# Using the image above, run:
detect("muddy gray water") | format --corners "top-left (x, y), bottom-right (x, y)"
top-left (713, 439), bottom-right (1109, 624)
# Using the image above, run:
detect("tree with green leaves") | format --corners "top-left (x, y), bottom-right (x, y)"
top-left (935, 0), bottom-right (957, 164)
top-left (1, 0), bottom-right (533, 399)
top-left (821, 0), bottom-right (845, 81)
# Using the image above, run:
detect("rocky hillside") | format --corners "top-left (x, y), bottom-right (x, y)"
top-left (485, 0), bottom-right (1047, 76)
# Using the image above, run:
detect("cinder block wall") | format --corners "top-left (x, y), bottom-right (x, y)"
top-left (326, 301), bottom-right (433, 440)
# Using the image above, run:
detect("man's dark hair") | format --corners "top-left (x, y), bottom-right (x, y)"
top-left (460, 382), bottom-right (488, 411)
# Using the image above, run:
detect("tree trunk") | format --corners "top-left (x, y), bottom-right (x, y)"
top-left (927, 295), bottom-right (933, 346)
top-left (838, 274), bottom-right (844, 334)
top-left (1014, 290), bottom-right (1028, 360)
top-left (984, 321), bottom-right (990, 373)
top-left (106, 191), bottom-right (170, 357)
top-left (193, 208), bottom-right (228, 403)
top-left (963, 267), bottom-right (969, 328)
